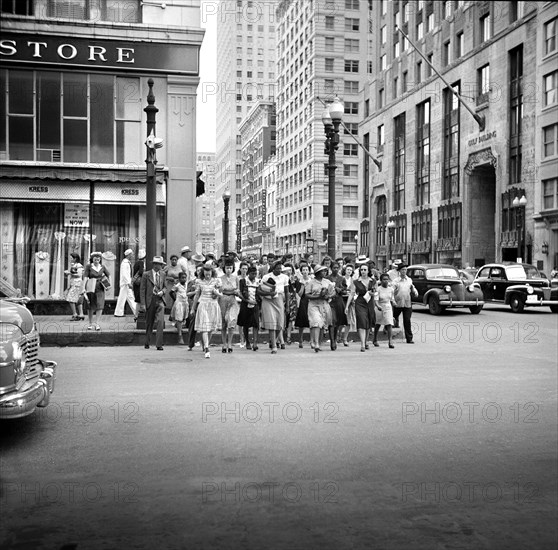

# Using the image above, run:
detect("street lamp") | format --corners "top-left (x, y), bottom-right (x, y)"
top-left (322, 96), bottom-right (344, 261)
top-left (512, 194), bottom-right (527, 262)
top-left (387, 219), bottom-right (396, 269)
top-left (285, 239), bottom-right (289, 255)
top-left (354, 233), bottom-right (359, 256)
top-left (223, 188), bottom-right (231, 254)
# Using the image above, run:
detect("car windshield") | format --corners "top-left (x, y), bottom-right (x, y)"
top-left (523, 266), bottom-right (544, 279)
top-left (426, 267), bottom-right (460, 279)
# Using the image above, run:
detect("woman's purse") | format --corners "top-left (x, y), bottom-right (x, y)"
top-left (85, 278), bottom-right (97, 293)
top-left (100, 275), bottom-right (111, 291)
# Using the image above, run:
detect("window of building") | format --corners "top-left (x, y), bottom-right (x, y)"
top-left (427, 13), bottom-right (434, 32)
top-left (343, 165), bottom-right (358, 177)
top-left (345, 17), bottom-right (359, 31)
top-left (47, 0), bottom-right (140, 22)
top-left (342, 230), bottom-right (358, 242)
top-left (364, 99), bottom-right (370, 117)
top-left (544, 71), bottom-right (558, 107)
top-left (426, 53), bottom-right (433, 77)
top-left (325, 58), bottom-right (334, 72)
top-left (344, 81), bottom-right (359, 94)
top-left (324, 79), bottom-right (336, 94)
top-left (443, 40), bottom-right (451, 66)
top-left (394, 41), bottom-right (400, 59)
top-left (378, 88), bottom-right (385, 109)
top-left (417, 21), bottom-right (424, 40)
top-left (443, 1), bottom-right (453, 19)
top-left (438, 203), bottom-right (461, 241)
top-left (416, 61), bottom-right (423, 84)
top-left (543, 124), bottom-right (558, 158)
top-left (478, 64), bottom-right (490, 102)
top-left (380, 55), bottom-right (387, 71)
top-left (510, 1), bottom-right (525, 23)
top-left (402, 71), bottom-right (408, 93)
top-left (393, 112), bottom-right (406, 211)
top-left (345, 60), bottom-right (359, 72)
top-left (411, 209), bottom-right (432, 243)
top-left (368, 61), bottom-right (373, 73)
top-left (480, 13), bottom-right (491, 43)
top-left (344, 143), bottom-right (359, 156)
top-left (345, 0), bottom-right (359, 9)
top-left (393, 76), bottom-right (398, 99)
top-left (344, 123), bottom-right (359, 135)
top-left (323, 205), bottom-right (329, 218)
top-left (510, 46), bottom-right (523, 184)
top-left (381, 25), bottom-right (387, 45)
top-left (377, 124), bottom-right (385, 153)
top-left (443, 83), bottom-right (460, 199)
top-left (4, 69), bottom-right (142, 163)
top-left (325, 37), bottom-right (334, 51)
top-left (345, 101), bottom-right (359, 114)
top-left (1, 0), bottom-right (33, 14)
top-left (544, 18), bottom-right (557, 56)
top-left (543, 179), bottom-right (558, 210)
top-left (343, 206), bottom-right (359, 218)
top-left (345, 39), bottom-right (360, 52)
top-left (456, 32), bottom-right (464, 58)
top-left (343, 186), bottom-right (358, 199)
top-left (325, 15), bottom-right (334, 29)
top-left (416, 100), bottom-right (430, 206)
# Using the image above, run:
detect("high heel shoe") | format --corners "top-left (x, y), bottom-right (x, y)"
top-left (389, 343), bottom-right (395, 349)
top-left (280, 343), bottom-right (286, 350)
top-left (253, 345), bottom-right (258, 351)
top-left (228, 348), bottom-right (233, 353)
top-left (343, 341), bottom-right (349, 347)
top-left (360, 346), bottom-right (366, 352)
top-left (373, 341), bottom-right (379, 347)
top-left (222, 347), bottom-right (227, 353)
top-left (299, 342), bottom-right (303, 349)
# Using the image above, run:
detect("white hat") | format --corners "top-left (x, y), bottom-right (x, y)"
top-left (152, 256), bottom-right (166, 265)
top-left (355, 255), bottom-right (370, 264)
top-left (138, 249), bottom-right (146, 260)
top-left (124, 248), bottom-right (133, 256)
top-left (180, 246), bottom-right (191, 253)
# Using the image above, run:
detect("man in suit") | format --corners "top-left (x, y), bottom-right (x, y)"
top-left (139, 256), bottom-right (168, 350)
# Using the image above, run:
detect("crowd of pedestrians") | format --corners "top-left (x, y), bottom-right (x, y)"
top-left (64, 247), bottom-right (418, 354)
top-left (139, 248), bottom-right (419, 357)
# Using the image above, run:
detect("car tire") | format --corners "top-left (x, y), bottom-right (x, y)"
top-left (509, 294), bottom-right (525, 313)
top-left (469, 305), bottom-right (483, 314)
top-left (428, 295), bottom-right (444, 315)
top-left (550, 305), bottom-right (558, 313)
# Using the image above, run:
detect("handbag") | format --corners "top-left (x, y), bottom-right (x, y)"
top-left (85, 278), bottom-right (97, 293)
top-left (100, 275), bottom-right (111, 291)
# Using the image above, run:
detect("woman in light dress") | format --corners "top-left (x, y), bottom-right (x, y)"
top-left (219, 259), bottom-right (240, 353)
top-left (170, 271), bottom-right (189, 345)
top-left (305, 265), bottom-right (335, 352)
top-left (65, 252), bottom-right (84, 321)
top-left (373, 273), bottom-right (397, 348)
top-left (194, 263), bottom-right (223, 359)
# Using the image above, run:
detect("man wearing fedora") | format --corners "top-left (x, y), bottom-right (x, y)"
top-left (178, 245), bottom-right (195, 282)
top-left (114, 249), bottom-right (136, 318)
top-left (393, 263), bottom-right (419, 343)
top-left (140, 256), bottom-right (168, 350)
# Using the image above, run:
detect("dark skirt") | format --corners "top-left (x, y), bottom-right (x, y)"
top-left (355, 296), bottom-right (375, 330)
top-left (294, 294), bottom-right (309, 328)
top-left (329, 295), bottom-right (347, 326)
top-left (237, 302), bottom-right (260, 328)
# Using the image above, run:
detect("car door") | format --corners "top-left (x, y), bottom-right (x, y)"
top-left (475, 266), bottom-right (493, 300)
top-left (490, 267), bottom-right (508, 301)
top-left (409, 268), bottom-right (426, 302)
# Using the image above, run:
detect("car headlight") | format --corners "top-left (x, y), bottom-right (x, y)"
top-left (0, 323), bottom-right (26, 376)
top-left (444, 285), bottom-right (451, 293)
top-left (527, 285), bottom-right (534, 294)
top-left (467, 284), bottom-right (475, 292)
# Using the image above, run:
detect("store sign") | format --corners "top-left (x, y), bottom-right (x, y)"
top-left (64, 204), bottom-right (90, 228)
top-left (0, 33), bottom-right (199, 75)
top-left (467, 130), bottom-right (496, 148)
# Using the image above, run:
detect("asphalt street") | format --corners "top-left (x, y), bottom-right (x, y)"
top-left (1, 305), bottom-right (557, 550)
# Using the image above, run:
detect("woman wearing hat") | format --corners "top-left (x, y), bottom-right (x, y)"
top-left (305, 264), bottom-right (335, 352)
top-left (82, 251), bottom-right (111, 330)
top-left (193, 263), bottom-right (223, 358)
top-left (346, 262), bottom-right (377, 352)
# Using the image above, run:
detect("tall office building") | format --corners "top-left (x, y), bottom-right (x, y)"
top-left (196, 152), bottom-right (217, 255)
top-left (362, 0), bottom-right (558, 272)
top-left (275, 0), bottom-right (372, 261)
top-left (215, 0), bottom-right (276, 256)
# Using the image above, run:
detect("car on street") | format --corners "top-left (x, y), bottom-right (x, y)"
top-left (0, 296), bottom-right (57, 419)
top-left (473, 262), bottom-right (558, 313)
top-left (406, 264), bottom-right (485, 315)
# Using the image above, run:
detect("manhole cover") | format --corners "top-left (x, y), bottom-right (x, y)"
top-left (141, 358), bottom-right (194, 364)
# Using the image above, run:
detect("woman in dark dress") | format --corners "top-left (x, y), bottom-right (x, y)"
top-left (328, 261), bottom-right (347, 347)
top-left (346, 263), bottom-right (376, 352)
top-left (236, 265), bottom-right (260, 350)
top-left (82, 251), bottom-right (110, 331)
top-left (132, 249), bottom-right (146, 313)
top-left (294, 262), bottom-right (312, 348)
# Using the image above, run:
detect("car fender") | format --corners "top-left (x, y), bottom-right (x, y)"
top-left (423, 288), bottom-right (443, 304)
top-left (504, 284), bottom-right (529, 304)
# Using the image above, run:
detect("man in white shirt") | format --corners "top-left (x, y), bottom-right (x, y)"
top-left (393, 264), bottom-right (418, 343)
top-left (114, 249), bottom-right (136, 317)
top-left (177, 245), bottom-right (196, 282)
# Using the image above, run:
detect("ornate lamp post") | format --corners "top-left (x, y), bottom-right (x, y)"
top-left (223, 188), bottom-right (231, 255)
top-left (354, 233), bottom-right (359, 256)
top-left (322, 97), bottom-right (344, 261)
top-left (512, 194), bottom-right (527, 262)
top-left (387, 219), bottom-right (396, 268)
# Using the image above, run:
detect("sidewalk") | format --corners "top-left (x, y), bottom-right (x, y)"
top-left (35, 314), bottom-right (390, 347)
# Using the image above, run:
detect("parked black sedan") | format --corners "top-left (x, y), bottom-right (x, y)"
top-left (406, 264), bottom-right (484, 315)
top-left (474, 262), bottom-right (558, 313)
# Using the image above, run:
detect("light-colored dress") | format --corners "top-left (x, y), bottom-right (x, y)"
top-left (219, 274), bottom-right (240, 329)
top-left (375, 285), bottom-right (395, 326)
top-left (170, 282), bottom-right (189, 322)
top-left (260, 273), bottom-right (286, 331)
top-left (305, 278), bottom-right (334, 328)
top-left (194, 278), bottom-right (222, 332)
top-left (65, 263), bottom-right (84, 303)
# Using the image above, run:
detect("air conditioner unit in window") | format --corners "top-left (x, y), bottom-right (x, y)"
top-left (37, 149), bottom-right (61, 162)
